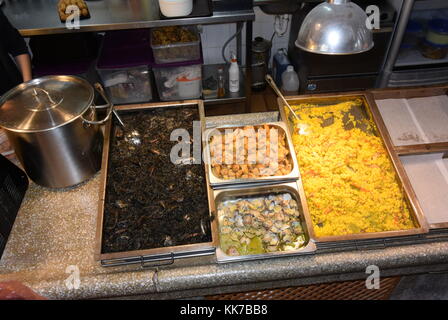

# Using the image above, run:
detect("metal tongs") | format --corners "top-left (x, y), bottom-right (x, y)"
top-left (265, 74), bottom-right (300, 123)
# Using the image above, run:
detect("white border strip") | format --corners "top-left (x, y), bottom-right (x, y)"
top-left (436, 157), bottom-right (448, 186)
top-left (402, 98), bottom-right (430, 143)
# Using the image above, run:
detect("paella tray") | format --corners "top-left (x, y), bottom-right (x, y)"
top-left (278, 92), bottom-right (429, 249)
top-left (95, 101), bottom-right (218, 267)
top-left (203, 122), bottom-right (299, 189)
top-left (211, 182), bottom-right (316, 263)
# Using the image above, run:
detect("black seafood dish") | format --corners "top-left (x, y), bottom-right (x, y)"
top-left (102, 107), bottom-right (212, 254)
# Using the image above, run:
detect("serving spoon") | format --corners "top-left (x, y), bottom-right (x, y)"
top-left (265, 74), bottom-right (300, 123)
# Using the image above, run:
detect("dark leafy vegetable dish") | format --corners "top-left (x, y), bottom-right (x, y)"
top-left (102, 107), bottom-right (212, 253)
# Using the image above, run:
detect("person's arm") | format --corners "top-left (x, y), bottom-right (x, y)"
top-left (14, 53), bottom-right (32, 82)
top-left (0, 10), bottom-right (32, 82)
top-left (0, 281), bottom-right (46, 300)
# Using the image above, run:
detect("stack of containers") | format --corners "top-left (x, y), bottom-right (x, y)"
top-left (150, 26), bottom-right (203, 101)
top-left (96, 29), bottom-right (153, 105)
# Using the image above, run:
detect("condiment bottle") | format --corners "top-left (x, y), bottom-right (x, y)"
top-left (281, 65), bottom-right (299, 94)
top-left (228, 53), bottom-right (240, 93)
top-left (217, 66), bottom-right (225, 98)
top-left (273, 48), bottom-right (290, 86)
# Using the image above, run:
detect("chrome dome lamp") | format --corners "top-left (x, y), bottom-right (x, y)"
top-left (295, 0), bottom-right (374, 55)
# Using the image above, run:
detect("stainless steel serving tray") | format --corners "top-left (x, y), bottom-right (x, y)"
top-left (368, 86), bottom-right (448, 245)
top-left (95, 100), bottom-right (218, 267)
top-left (277, 93), bottom-right (429, 246)
top-left (211, 182), bottom-right (316, 263)
top-left (203, 122), bottom-right (299, 189)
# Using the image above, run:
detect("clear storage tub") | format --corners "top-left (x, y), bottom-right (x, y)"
top-left (97, 66), bottom-right (152, 105)
top-left (97, 38), bottom-right (153, 105)
top-left (150, 26), bottom-right (201, 64)
top-left (153, 58), bottom-right (202, 101)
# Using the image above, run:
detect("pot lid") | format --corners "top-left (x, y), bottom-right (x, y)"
top-left (0, 76), bottom-right (94, 132)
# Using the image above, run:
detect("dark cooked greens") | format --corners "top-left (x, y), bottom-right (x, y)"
top-left (102, 107), bottom-right (211, 254)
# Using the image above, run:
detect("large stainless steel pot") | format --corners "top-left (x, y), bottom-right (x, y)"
top-left (0, 75), bottom-right (114, 188)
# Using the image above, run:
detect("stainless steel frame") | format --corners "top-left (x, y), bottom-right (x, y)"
top-left (277, 92), bottom-right (429, 243)
top-left (203, 122), bottom-right (299, 189)
top-left (95, 100), bottom-right (219, 267)
top-left (377, 0), bottom-right (415, 88)
top-left (211, 182), bottom-right (316, 263)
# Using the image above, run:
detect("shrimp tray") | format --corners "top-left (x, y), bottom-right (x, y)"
top-left (204, 122), bottom-right (299, 189)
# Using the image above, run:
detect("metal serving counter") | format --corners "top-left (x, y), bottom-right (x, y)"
top-left (2, 0), bottom-right (255, 36)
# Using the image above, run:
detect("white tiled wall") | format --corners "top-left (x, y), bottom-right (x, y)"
top-left (201, 7), bottom-right (291, 66)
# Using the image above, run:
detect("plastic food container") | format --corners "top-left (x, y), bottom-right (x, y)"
top-left (420, 40), bottom-right (448, 59)
top-left (158, 0), bottom-right (193, 17)
top-left (150, 26), bottom-right (201, 64)
top-left (97, 66), bottom-right (152, 105)
top-left (153, 56), bottom-right (203, 101)
top-left (97, 35), bottom-right (153, 105)
top-left (419, 19), bottom-right (448, 60)
top-left (426, 19), bottom-right (448, 47)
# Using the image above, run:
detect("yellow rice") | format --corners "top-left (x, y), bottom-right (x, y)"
top-left (286, 99), bottom-right (417, 237)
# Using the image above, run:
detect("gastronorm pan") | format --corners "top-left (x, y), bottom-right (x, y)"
top-left (368, 85), bottom-right (448, 244)
top-left (95, 100), bottom-right (218, 267)
top-left (212, 182), bottom-right (316, 263)
top-left (203, 122), bottom-right (299, 189)
top-left (277, 92), bottom-right (429, 245)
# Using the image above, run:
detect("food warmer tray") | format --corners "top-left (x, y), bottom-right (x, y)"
top-left (203, 122), bottom-right (299, 189)
top-left (211, 182), bottom-right (316, 263)
top-left (369, 85), bottom-right (448, 242)
top-left (278, 92), bottom-right (429, 250)
top-left (95, 100), bottom-right (218, 267)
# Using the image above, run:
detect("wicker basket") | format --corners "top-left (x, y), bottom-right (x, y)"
top-left (206, 277), bottom-right (400, 300)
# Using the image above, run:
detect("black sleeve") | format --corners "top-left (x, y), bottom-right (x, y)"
top-left (0, 9), bottom-right (29, 57)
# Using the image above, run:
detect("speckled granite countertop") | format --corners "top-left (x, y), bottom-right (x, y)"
top-left (1, 169), bottom-right (448, 300)
top-left (1, 112), bottom-right (448, 299)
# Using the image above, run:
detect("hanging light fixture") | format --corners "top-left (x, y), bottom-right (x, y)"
top-left (295, 0), bottom-right (374, 55)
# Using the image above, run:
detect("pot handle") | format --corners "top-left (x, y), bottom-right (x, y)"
top-left (32, 87), bottom-right (62, 107)
top-left (81, 83), bottom-right (117, 126)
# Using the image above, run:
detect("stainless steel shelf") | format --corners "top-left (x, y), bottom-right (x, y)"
top-left (3, 0), bottom-right (254, 111)
top-left (396, 48), bottom-right (448, 68)
top-left (413, 0), bottom-right (448, 11)
top-left (2, 0), bottom-right (255, 36)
